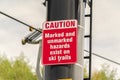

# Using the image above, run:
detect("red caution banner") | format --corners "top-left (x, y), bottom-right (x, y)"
top-left (42, 20), bottom-right (77, 65)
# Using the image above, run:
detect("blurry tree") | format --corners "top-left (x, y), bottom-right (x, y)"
top-left (0, 53), bottom-right (118, 80)
top-left (91, 64), bottom-right (116, 80)
top-left (84, 67), bottom-right (88, 78)
top-left (84, 64), bottom-right (117, 80)
top-left (0, 54), bottom-right (37, 80)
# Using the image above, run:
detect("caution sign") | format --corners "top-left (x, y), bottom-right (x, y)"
top-left (42, 20), bottom-right (77, 65)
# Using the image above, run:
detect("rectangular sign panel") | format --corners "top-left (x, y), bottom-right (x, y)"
top-left (42, 20), bottom-right (77, 65)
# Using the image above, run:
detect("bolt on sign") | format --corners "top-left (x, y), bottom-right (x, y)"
top-left (42, 20), bottom-right (78, 65)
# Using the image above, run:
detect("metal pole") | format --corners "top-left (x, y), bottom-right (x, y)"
top-left (73, 0), bottom-right (85, 80)
top-left (43, 0), bottom-right (85, 80)
top-left (36, 40), bottom-right (42, 80)
top-left (89, 0), bottom-right (93, 79)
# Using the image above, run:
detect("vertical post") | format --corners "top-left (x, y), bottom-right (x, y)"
top-left (36, 41), bottom-right (42, 80)
top-left (73, 0), bottom-right (85, 80)
top-left (89, 0), bottom-right (93, 80)
top-left (43, 0), bottom-right (85, 80)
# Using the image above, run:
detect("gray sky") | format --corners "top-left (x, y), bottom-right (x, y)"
top-left (92, 0), bottom-right (120, 77)
top-left (0, 0), bottom-right (46, 69)
top-left (0, 0), bottom-right (120, 78)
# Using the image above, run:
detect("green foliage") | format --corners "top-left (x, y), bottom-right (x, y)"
top-left (0, 54), bottom-right (37, 80)
top-left (0, 53), bottom-right (118, 80)
top-left (91, 64), bottom-right (116, 80)
top-left (84, 64), bottom-right (117, 80)
top-left (84, 67), bottom-right (88, 78)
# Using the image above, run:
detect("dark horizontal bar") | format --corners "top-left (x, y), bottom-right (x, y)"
top-left (84, 56), bottom-right (90, 59)
top-left (85, 14), bottom-right (91, 17)
top-left (84, 35), bottom-right (90, 38)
